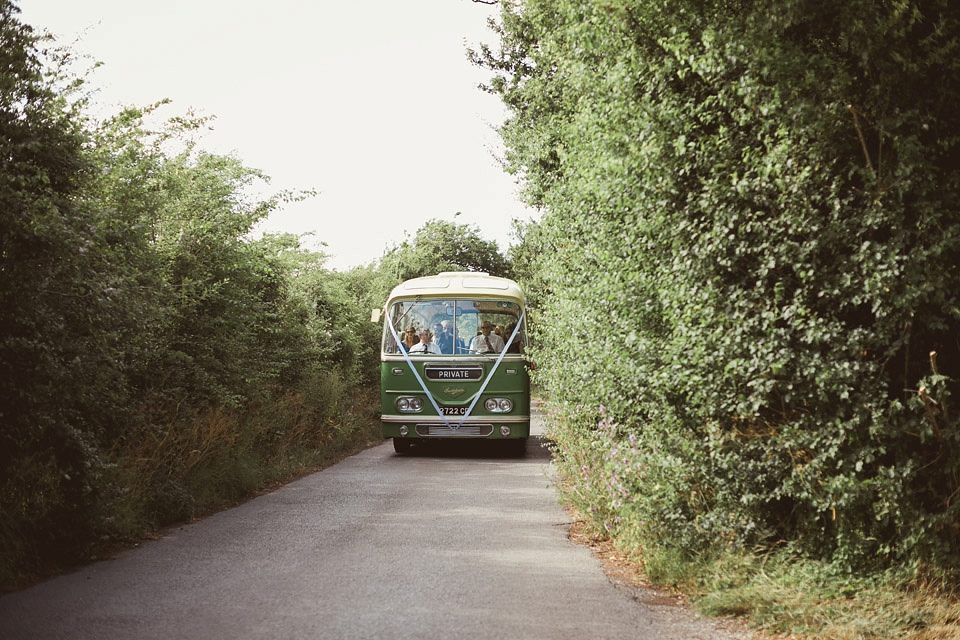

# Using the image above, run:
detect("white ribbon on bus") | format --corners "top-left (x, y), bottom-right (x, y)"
top-left (387, 310), bottom-right (525, 431)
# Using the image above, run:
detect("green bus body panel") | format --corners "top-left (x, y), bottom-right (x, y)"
top-left (380, 358), bottom-right (531, 439)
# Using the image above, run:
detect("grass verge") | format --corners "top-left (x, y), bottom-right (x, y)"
top-left (1, 381), bottom-right (382, 593)
top-left (542, 400), bottom-right (960, 639)
top-left (560, 502), bottom-right (960, 639)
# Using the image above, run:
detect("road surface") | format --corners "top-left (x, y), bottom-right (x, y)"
top-left (0, 402), bottom-right (749, 639)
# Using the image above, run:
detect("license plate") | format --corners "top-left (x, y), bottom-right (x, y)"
top-left (439, 406), bottom-right (468, 416)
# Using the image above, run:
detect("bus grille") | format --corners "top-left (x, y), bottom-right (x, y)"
top-left (416, 424), bottom-right (494, 437)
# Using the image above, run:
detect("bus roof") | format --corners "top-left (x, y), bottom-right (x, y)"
top-left (386, 272), bottom-right (524, 304)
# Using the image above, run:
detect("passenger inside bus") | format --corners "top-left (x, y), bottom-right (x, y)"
top-left (504, 322), bottom-right (524, 353)
top-left (469, 321), bottom-right (505, 354)
top-left (431, 323), bottom-right (445, 350)
top-left (435, 320), bottom-right (463, 355)
top-left (398, 327), bottom-right (419, 352)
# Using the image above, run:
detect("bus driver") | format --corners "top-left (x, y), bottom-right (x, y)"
top-left (409, 329), bottom-right (441, 355)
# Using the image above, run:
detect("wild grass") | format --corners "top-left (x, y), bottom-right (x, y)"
top-left (544, 400), bottom-right (960, 640)
top-left (690, 553), bottom-right (960, 639)
top-left (1, 377), bottom-right (382, 591)
top-left (561, 485), bottom-right (960, 640)
top-left (102, 377), bottom-right (382, 540)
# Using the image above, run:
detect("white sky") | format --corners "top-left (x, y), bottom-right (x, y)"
top-left (18, 0), bottom-right (536, 270)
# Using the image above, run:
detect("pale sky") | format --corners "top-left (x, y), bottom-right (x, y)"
top-left (18, 0), bottom-right (535, 270)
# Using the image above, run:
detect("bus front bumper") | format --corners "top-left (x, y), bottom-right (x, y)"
top-left (381, 415), bottom-right (530, 439)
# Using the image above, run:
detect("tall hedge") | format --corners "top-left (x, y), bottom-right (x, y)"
top-left (1, 1), bottom-right (120, 563)
top-left (1, 1), bottom-right (376, 584)
top-left (478, 0), bottom-right (960, 576)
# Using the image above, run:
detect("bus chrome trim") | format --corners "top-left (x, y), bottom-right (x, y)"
top-left (381, 354), bottom-right (527, 363)
top-left (381, 414), bottom-right (529, 424)
top-left (416, 424), bottom-right (494, 437)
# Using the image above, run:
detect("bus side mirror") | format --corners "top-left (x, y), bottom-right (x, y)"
top-left (370, 309), bottom-right (382, 323)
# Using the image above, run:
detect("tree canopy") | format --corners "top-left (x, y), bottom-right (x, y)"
top-left (378, 217), bottom-right (511, 282)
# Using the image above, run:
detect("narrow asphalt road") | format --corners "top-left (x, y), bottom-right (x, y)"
top-left (0, 403), bottom-right (749, 639)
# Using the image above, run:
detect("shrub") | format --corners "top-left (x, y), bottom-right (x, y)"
top-left (482, 0), bottom-right (960, 579)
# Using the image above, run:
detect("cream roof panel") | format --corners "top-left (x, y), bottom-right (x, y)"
top-left (387, 272), bottom-right (524, 303)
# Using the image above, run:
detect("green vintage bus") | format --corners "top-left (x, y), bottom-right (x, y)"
top-left (379, 272), bottom-right (530, 454)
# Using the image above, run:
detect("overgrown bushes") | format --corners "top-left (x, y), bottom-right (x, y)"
top-left (0, 2), bottom-right (381, 588)
top-left (478, 0), bottom-right (960, 582)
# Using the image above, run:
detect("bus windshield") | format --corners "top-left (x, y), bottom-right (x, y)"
top-left (383, 298), bottom-right (525, 356)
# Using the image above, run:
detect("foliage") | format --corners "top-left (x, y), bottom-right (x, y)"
top-left (100, 380), bottom-right (381, 541)
top-left (0, 1), bottom-right (384, 588)
top-left (378, 217), bottom-right (511, 282)
top-left (506, 217), bottom-right (550, 309)
top-left (324, 263), bottom-right (397, 384)
top-left (480, 0), bottom-right (960, 582)
top-left (1, 0), bottom-right (122, 567)
top-left (692, 552), bottom-right (960, 639)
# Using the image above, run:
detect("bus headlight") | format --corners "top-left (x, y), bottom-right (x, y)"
top-left (397, 397), bottom-right (423, 412)
top-left (484, 398), bottom-right (513, 413)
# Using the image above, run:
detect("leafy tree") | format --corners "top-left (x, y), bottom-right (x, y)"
top-left (85, 102), bottom-right (298, 407)
top-left (1, 1), bottom-right (393, 586)
top-left (378, 218), bottom-right (510, 282)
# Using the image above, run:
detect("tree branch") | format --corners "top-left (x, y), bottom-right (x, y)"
top-left (848, 104), bottom-right (875, 175)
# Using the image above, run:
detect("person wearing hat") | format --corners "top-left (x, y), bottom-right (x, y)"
top-left (469, 321), bottom-right (505, 354)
